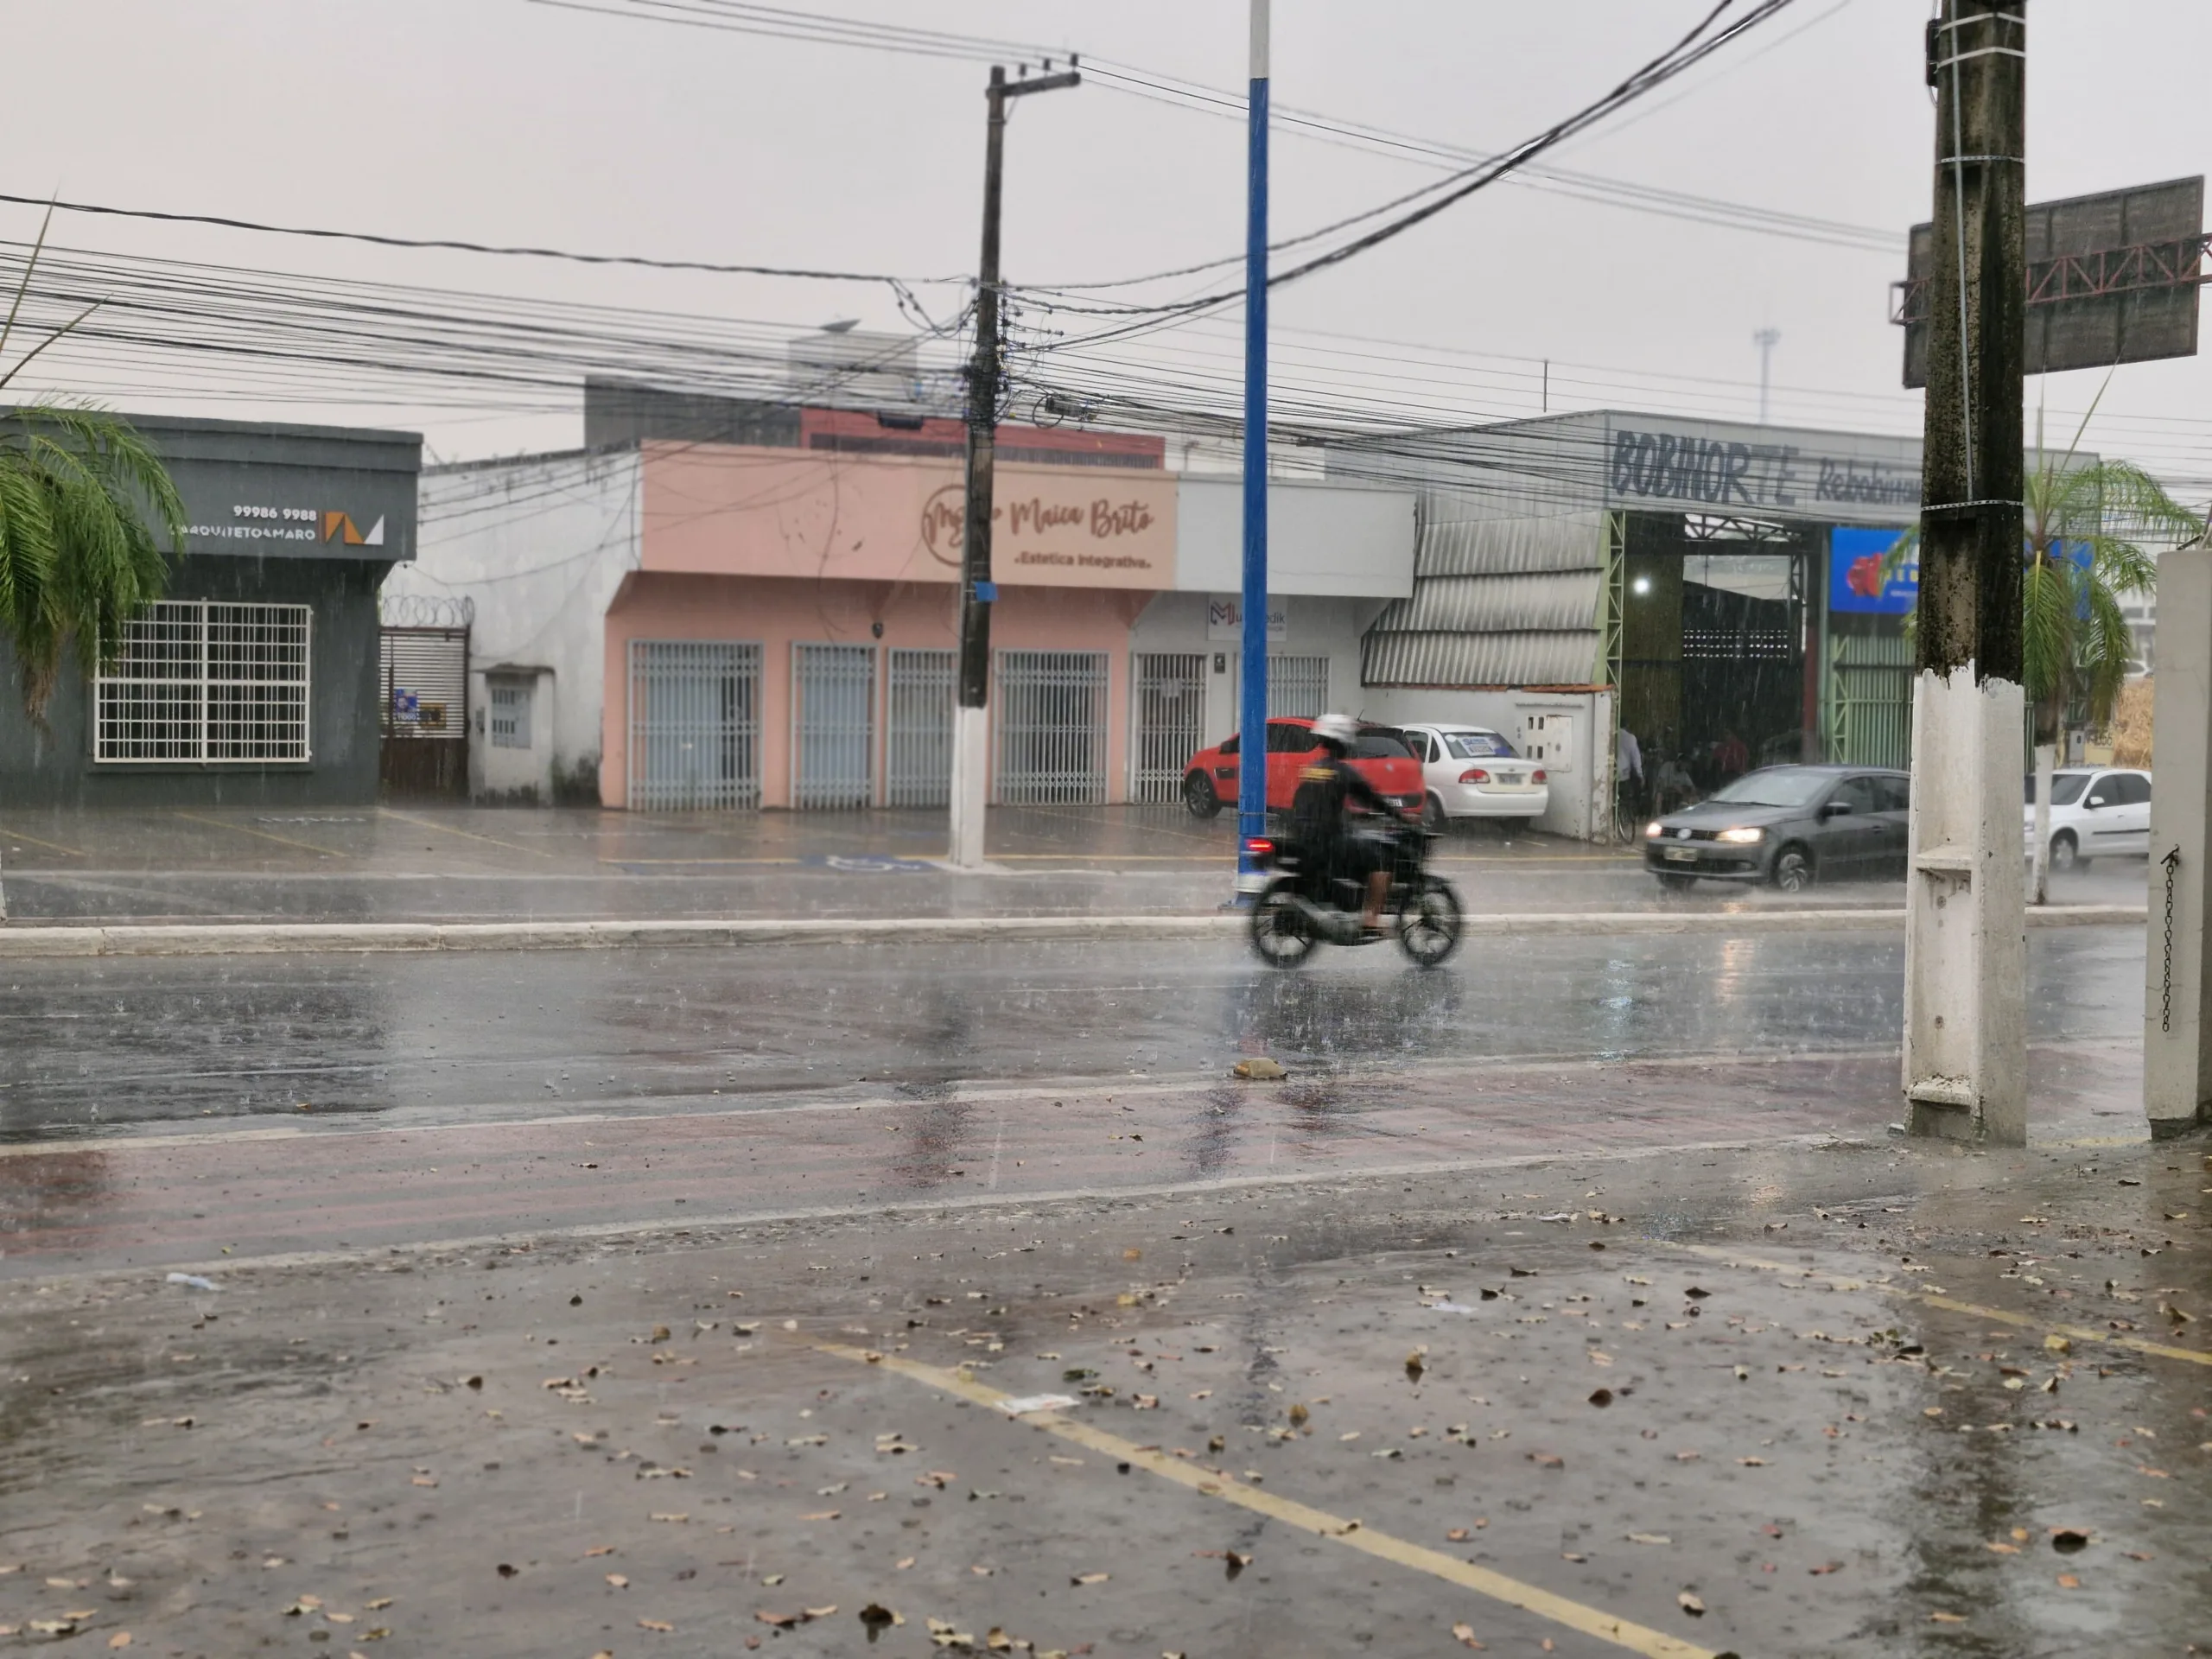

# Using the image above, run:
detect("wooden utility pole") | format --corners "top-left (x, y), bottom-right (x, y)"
top-left (1902, 0), bottom-right (2029, 1144)
top-left (947, 61), bottom-right (1078, 871)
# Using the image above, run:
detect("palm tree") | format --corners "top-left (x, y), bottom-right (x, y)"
top-left (0, 213), bottom-right (187, 919)
top-left (2017, 416), bottom-right (2203, 903)
top-left (1886, 403), bottom-right (2206, 903)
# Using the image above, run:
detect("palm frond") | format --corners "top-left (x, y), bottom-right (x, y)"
top-left (2076, 575), bottom-right (2136, 728)
top-left (0, 402), bottom-right (179, 719)
top-left (2019, 549), bottom-right (2075, 707)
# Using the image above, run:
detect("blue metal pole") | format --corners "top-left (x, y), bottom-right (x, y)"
top-left (1235, 0), bottom-right (1270, 897)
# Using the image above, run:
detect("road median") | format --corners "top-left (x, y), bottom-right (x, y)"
top-left (0, 904), bottom-right (2145, 957)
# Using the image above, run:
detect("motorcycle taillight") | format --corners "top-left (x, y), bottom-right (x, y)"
top-left (1243, 837), bottom-right (1274, 859)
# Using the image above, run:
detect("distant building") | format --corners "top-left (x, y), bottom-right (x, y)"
top-left (1332, 410), bottom-right (1927, 837)
top-left (0, 411), bottom-right (419, 808)
top-left (389, 379), bottom-right (1414, 810)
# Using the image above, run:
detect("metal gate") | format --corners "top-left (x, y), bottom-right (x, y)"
top-left (1827, 633), bottom-right (1914, 770)
top-left (791, 643), bottom-right (876, 809)
top-left (379, 623), bottom-right (469, 798)
top-left (886, 648), bottom-right (956, 807)
top-left (1131, 652), bottom-right (1206, 804)
top-left (1268, 654), bottom-right (1331, 719)
top-left (627, 639), bottom-right (761, 810)
top-left (995, 649), bottom-right (1109, 805)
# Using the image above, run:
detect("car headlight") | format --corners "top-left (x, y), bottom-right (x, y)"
top-left (1643, 821), bottom-right (1664, 838)
top-left (1716, 826), bottom-right (1764, 844)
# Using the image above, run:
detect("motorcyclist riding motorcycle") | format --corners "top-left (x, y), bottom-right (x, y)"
top-left (1287, 711), bottom-right (1414, 938)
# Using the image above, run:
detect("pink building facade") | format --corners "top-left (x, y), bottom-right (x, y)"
top-left (403, 411), bottom-right (1415, 813)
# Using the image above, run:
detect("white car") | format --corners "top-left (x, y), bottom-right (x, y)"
top-left (1395, 723), bottom-right (1549, 830)
top-left (2024, 766), bottom-right (2152, 873)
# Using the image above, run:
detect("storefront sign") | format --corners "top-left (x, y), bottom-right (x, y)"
top-left (919, 482), bottom-right (1164, 579)
top-left (642, 446), bottom-right (1174, 589)
top-left (186, 504), bottom-right (388, 546)
top-left (1609, 423), bottom-right (1921, 519)
top-left (1206, 596), bottom-right (1287, 641)
top-left (1829, 525), bottom-right (1918, 614)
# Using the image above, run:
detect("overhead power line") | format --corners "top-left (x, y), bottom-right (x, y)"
top-left (543, 0), bottom-right (1897, 271)
top-left (0, 189), bottom-right (949, 292)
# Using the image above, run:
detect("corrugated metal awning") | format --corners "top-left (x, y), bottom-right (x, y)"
top-left (1417, 510), bottom-right (1605, 577)
top-left (1362, 630), bottom-right (1600, 689)
top-left (1372, 570), bottom-right (1601, 633)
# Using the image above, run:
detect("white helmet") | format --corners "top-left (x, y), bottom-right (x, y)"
top-left (1311, 712), bottom-right (1360, 747)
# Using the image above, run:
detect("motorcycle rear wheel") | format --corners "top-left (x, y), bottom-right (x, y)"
top-left (1249, 885), bottom-right (1317, 969)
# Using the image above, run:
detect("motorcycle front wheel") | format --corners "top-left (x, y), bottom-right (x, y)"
top-left (1249, 883), bottom-right (1317, 969)
top-left (1397, 878), bottom-right (1463, 969)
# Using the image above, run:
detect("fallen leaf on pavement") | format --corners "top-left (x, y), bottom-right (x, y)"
top-left (108, 1637), bottom-right (131, 1650)
top-left (606, 1574), bottom-right (628, 1588)
top-left (1929, 1611), bottom-right (1967, 1624)
top-left (1071, 1572), bottom-right (1109, 1586)
top-left (1677, 1592), bottom-right (1705, 1617)
top-left (1450, 1624), bottom-right (1484, 1649)
top-left (2056, 1573), bottom-right (2081, 1589)
top-left (1628, 1534), bottom-right (1671, 1546)
top-left (860, 1605), bottom-right (905, 1630)
top-left (638, 1618), bottom-right (674, 1632)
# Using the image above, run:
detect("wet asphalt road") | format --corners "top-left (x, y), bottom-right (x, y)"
top-left (0, 930), bottom-right (2147, 1139)
top-left (4, 1135), bottom-right (2206, 1658)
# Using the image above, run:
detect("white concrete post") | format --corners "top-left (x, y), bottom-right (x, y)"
top-left (947, 704), bottom-right (990, 871)
top-left (1903, 664), bottom-right (2028, 1143)
top-left (2143, 541), bottom-right (2212, 1140)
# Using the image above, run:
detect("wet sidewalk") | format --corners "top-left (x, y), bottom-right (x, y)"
top-left (3, 1116), bottom-right (2203, 1656)
top-left (0, 803), bottom-right (2149, 925)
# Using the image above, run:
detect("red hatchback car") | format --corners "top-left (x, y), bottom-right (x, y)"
top-left (1182, 718), bottom-right (1426, 819)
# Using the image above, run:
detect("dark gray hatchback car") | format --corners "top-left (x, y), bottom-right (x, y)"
top-left (1643, 764), bottom-right (1910, 892)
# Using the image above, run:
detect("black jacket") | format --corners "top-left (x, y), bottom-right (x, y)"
top-left (1288, 751), bottom-right (1395, 853)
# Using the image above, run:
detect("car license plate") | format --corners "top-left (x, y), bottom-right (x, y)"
top-left (1497, 772), bottom-right (1521, 785)
top-left (1662, 848), bottom-right (1697, 862)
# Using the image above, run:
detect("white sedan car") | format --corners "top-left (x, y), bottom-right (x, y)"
top-left (2024, 766), bottom-right (2152, 873)
top-left (1396, 723), bottom-right (1549, 830)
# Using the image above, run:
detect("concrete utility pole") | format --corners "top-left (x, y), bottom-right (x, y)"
top-left (1903, 0), bottom-right (2028, 1144)
top-left (948, 60), bottom-right (1079, 872)
top-left (1753, 327), bottom-right (1780, 423)
top-left (2143, 535), bottom-right (2212, 1138)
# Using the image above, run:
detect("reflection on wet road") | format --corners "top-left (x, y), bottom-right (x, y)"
top-left (0, 929), bottom-right (2144, 1138)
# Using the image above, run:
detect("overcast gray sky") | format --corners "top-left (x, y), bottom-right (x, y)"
top-left (3, 1), bottom-right (2206, 491)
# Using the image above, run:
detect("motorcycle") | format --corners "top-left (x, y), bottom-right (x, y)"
top-left (1239, 823), bottom-right (1464, 969)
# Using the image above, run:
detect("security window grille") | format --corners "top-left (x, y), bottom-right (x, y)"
top-left (95, 601), bottom-right (311, 764)
top-left (791, 643), bottom-right (877, 809)
top-left (995, 649), bottom-right (1109, 805)
top-left (886, 648), bottom-right (956, 808)
top-left (489, 681), bottom-right (533, 749)
top-left (1268, 654), bottom-right (1330, 719)
top-left (628, 639), bottom-right (762, 810)
top-left (1131, 652), bottom-right (1206, 804)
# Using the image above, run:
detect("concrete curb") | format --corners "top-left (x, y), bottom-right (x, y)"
top-left (0, 905), bottom-right (2145, 957)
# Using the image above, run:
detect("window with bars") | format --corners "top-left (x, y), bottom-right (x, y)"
top-left (95, 601), bottom-right (312, 764)
top-left (489, 679), bottom-right (533, 749)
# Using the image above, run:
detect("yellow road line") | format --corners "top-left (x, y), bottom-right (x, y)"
top-left (0, 824), bottom-right (86, 857)
top-left (816, 1341), bottom-right (1721, 1659)
top-left (173, 811), bottom-right (343, 858)
top-left (1666, 1242), bottom-right (2211, 1369)
top-left (378, 807), bottom-right (554, 859)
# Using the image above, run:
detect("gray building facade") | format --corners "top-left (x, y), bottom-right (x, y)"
top-left (0, 412), bottom-right (420, 808)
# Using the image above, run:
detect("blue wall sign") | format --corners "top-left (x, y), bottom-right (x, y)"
top-left (1829, 526), bottom-right (1917, 614)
